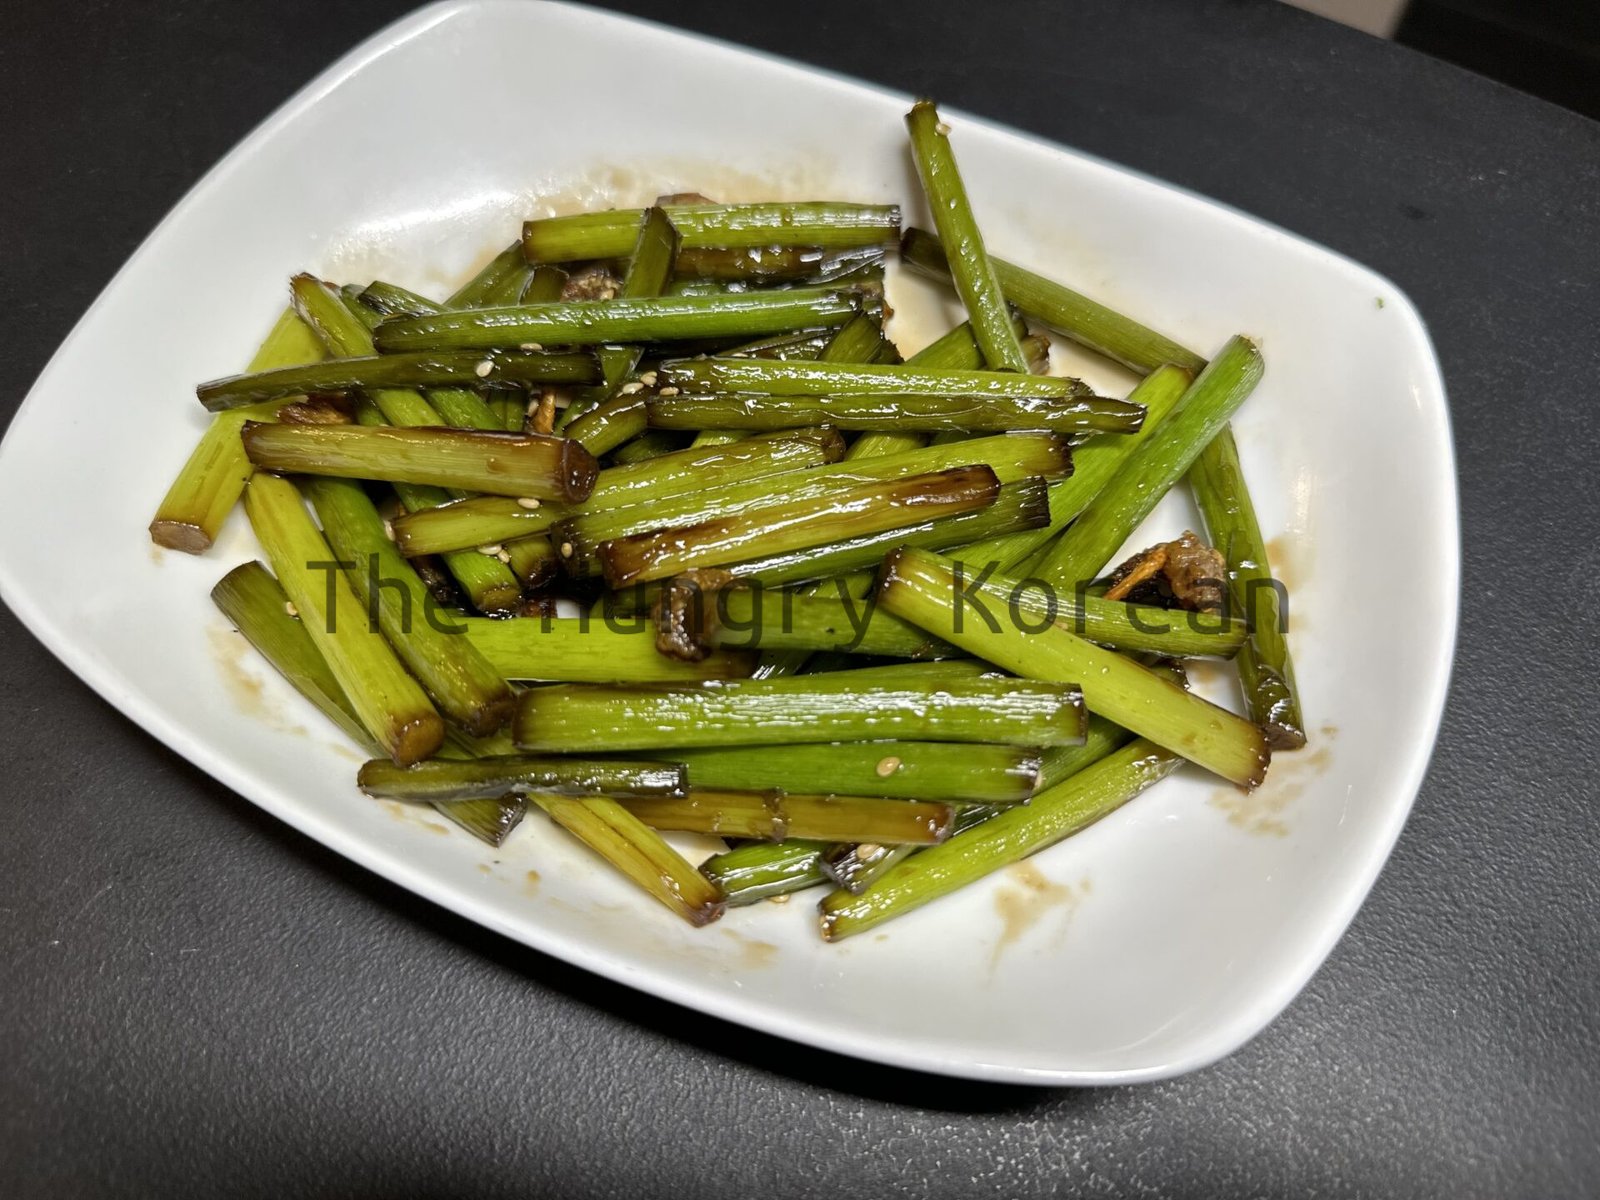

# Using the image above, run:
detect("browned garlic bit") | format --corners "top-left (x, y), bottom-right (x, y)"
top-left (528, 391), bottom-right (558, 436)
top-left (277, 396), bottom-right (354, 425)
top-left (1103, 530), bottom-right (1227, 611)
top-left (561, 263), bottom-right (624, 301)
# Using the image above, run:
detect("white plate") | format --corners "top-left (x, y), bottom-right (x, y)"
top-left (0, 0), bottom-right (1456, 1084)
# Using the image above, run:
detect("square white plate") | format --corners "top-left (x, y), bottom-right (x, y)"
top-left (0, 0), bottom-right (1456, 1084)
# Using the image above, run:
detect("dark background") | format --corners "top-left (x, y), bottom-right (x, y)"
top-left (1398, 0), bottom-right (1600, 119)
top-left (3, 1), bottom-right (1599, 1195)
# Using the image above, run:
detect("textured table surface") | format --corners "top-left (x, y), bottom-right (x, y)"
top-left (3, 1), bottom-right (1598, 1195)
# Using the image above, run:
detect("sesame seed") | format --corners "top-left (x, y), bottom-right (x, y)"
top-left (519, 342), bottom-right (543, 352)
top-left (477, 543), bottom-right (503, 556)
top-left (874, 755), bottom-right (902, 777)
top-left (559, 541), bottom-right (574, 558)
top-left (496, 550), bottom-right (512, 564)
top-left (855, 843), bottom-right (883, 859)
top-left (382, 520), bottom-right (396, 541)
top-left (283, 601), bottom-right (299, 618)
top-left (516, 497), bottom-right (542, 510)
top-left (619, 381), bottom-right (644, 395)
top-left (765, 893), bottom-right (791, 905)
top-left (935, 121), bottom-right (951, 136)
top-left (599, 287), bottom-right (617, 299)
top-left (639, 371), bottom-right (658, 386)
top-left (657, 386), bottom-right (680, 397)
top-left (474, 359), bottom-right (494, 378)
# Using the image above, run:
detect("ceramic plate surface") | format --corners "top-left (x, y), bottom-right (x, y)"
top-left (0, 0), bottom-right (1457, 1083)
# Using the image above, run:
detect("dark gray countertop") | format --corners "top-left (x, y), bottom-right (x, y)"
top-left (3, 1), bottom-right (1598, 1195)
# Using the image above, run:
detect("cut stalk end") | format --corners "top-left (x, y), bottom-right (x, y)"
top-left (148, 519), bottom-right (212, 554)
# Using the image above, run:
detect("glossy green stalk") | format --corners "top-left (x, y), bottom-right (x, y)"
top-left (595, 465), bottom-right (1002, 587)
top-left (360, 272), bottom-right (554, 320)
top-left (490, 394), bottom-right (527, 432)
top-left (698, 840), bottom-right (828, 906)
top-left (955, 363), bottom-right (1193, 570)
top-left (243, 473), bottom-right (443, 764)
top-left (513, 669), bottom-right (1086, 752)
top-left (342, 286), bottom-right (518, 433)
top-left (905, 102), bottom-right (1029, 372)
top-left (900, 227), bottom-right (1206, 375)
top-left (522, 202), bottom-right (900, 262)
top-left (600, 428), bottom-right (848, 505)
top-left (819, 791), bottom-right (1006, 893)
top-left (673, 244), bottom-right (888, 285)
top-left (293, 274), bottom-right (522, 612)
top-left (150, 308), bottom-right (325, 552)
top-left (819, 801), bottom-right (1004, 895)
top-left (698, 586), bottom-right (956, 658)
top-left (503, 535), bottom-right (558, 589)
top-left (818, 311), bottom-right (891, 364)
top-left (210, 560), bottom-right (374, 749)
top-left (302, 477), bottom-right (514, 736)
top-left (681, 311), bottom-right (882, 453)
top-left (389, 430), bottom-right (841, 556)
top-left (209, 561), bottom-right (521, 844)
top-left (242, 424), bottom-right (598, 502)
top-left (934, 558), bottom-right (1246, 658)
top-left (1037, 335), bottom-right (1265, 587)
top-left (648, 389), bottom-right (1140, 436)
top-left (1035, 709), bottom-right (1140, 794)
top-left (473, 264), bottom-right (538, 307)
top-left (688, 317), bottom-right (887, 451)
top-left (353, 280), bottom-right (438, 318)
top-left (447, 242), bottom-right (531, 307)
top-left (903, 319), bottom-right (997, 368)
top-left (291, 275), bottom-right (447, 427)
top-left (356, 755), bottom-right (685, 803)
top-left (820, 841), bottom-right (910, 894)
top-left (197, 349), bottom-right (600, 411)
top-left (431, 797), bottom-right (527, 847)
top-left (819, 739), bottom-right (1179, 939)
top-left (619, 791), bottom-right (954, 844)
top-left (707, 576), bottom-right (1239, 659)
top-left (720, 478), bottom-right (1052, 588)
top-left (673, 245), bottom-right (822, 281)
top-left (554, 212), bottom-right (682, 435)
top-left (522, 264), bottom-right (569, 303)
top-left (656, 358), bottom-right (1094, 400)
top-left (563, 393), bottom-right (649, 456)
top-left (373, 289), bottom-right (861, 353)
top-left (532, 795), bottom-right (725, 926)
top-left (739, 311), bottom-right (894, 674)
top-left (756, 660), bottom-right (993, 684)
top-left (831, 319), bottom-right (998, 474)
top-left (555, 207), bottom-right (686, 439)
top-left (460, 617), bottom-right (754, 683)
top-left (551, 432), bottom-right (1069, 558)
top-left (879, 548), bottom-right (1270, 787)
top-left (618, 790), bottom-right (785, 840)
top-left (391, 495), bottom-right (560, 557)
top-left (667, 741), bottom-right (1041, 803)
top-left (608, 430), bottom-right (685, 463)
top-left (827, 679), bottom-right (1145, 893)
top-left (605, 205), bottom-right (680, 366)
top-left (418, 533), bottom-right (522, 616)
top-left (720, 329), bottom-right (836, 360)
top-left (1189, 425), bottom-right (1306, 749)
